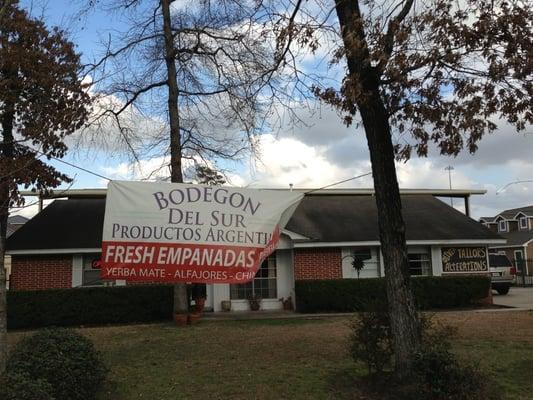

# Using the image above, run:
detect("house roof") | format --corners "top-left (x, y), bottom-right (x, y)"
top-left (7, 215), bottom-right (29, 238)
top-left (493, 205), bottom-right (533, 220)
top-left (7, 199), bottom-right (105, 250)
top-left (286, 194), bottom-right (502, 243)
top-left (479, 216), bottom-right (496, 223)
top-left (7, 194), bottom-right (502, 252)
top-left (490, 230), bottom-right (533, 247)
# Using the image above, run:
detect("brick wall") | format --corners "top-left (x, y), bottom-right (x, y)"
top-left (294, 247), bottom-right (342, 280)
top-left (10, 255), bottom-right (72, 291)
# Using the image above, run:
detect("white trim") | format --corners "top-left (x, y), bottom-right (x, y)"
top-left (514, 249), bottom-right (524, 260)
top-left (293, 239), bottom-right (506, 248)
top-left (71, 255), bottom-right (83, 288)
top-left (281, 229), bottom-right (309, 240)
top-left (7, 248), bottom-right (101, 255)
top-left (499, 220), bottom-right (508, 232)
top-left (513, 211), bottom-right (533, 220)
top-left (519, 216), bottom-right (528, 230)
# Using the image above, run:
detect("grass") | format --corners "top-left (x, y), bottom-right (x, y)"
top-left (7, 311), bottom-right (533, 400)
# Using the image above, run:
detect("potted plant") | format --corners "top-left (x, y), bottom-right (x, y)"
top-left (194, 296), bottom-right (206, 313)
top-left (248, 294), bottom-right (261, 311)
top-left (221, 300), bottom-right (231, 312)
top-left (280, 296), bottom-right (293, 311)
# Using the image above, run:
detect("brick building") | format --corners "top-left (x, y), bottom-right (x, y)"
top-left (7, 188), bottom-right (503, 311)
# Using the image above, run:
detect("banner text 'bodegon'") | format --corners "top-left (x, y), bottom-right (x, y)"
top-left (100, 181), bottom-right (303, 284)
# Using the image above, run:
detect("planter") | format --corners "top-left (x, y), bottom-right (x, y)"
top-left (188, 313), bottom-right (201, 324)
top-left (194, 297), bottom-right (206, 313)
top-left (173, 313), bottom-right (188, 326)
top-left (249, 300), bottom-right (261, 311)
top-left (221, 300), bottom-right (231, 312)
top-left (281, 297), bottom-right (293, 311)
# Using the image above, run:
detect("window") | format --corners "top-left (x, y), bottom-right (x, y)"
top-left (498, 220), bottom-right (507, 232)
top-left (82, 253), bottom-right (103, 286)
top-left (408, 253), bottom-right (431, 276)
top-left (342, 247), bottom-right (380, 278)
top-left (230, 255), bottom-right (277, 299)
top-left (514, 250), bottom-right (524, 272)
top-left (520, 217), bottom-right (528, 230)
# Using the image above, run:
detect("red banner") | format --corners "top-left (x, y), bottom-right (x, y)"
top-left (101, 227), bottom-right (280, 283)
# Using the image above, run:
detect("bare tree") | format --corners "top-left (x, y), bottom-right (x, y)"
top-left (268, 0), bottom-right (532, 377)
top-left (84, 0), bottom-right (305, 316)
top-left (0, 2), bottom-right (90, 372)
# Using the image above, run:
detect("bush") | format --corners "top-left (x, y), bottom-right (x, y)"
top-left (295, 276), bottom-right (490, 313)
top-left (7, 284), bottom-right (174, 329)
top-left (8, 328), bottom-right (108, 400)
top-left (408, 348), bottom-right (498, 400)
top-left (0, 372), bottom-right (55, 400)
top-left (349, 306), bottom-right (392, 374)
top-left (349, 311), bottom-right (499, 400)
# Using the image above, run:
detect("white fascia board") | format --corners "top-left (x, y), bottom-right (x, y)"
top-left (7, 248), bottom-right (101, 255)
top-left (281, 229), bottom-right (309, 240)
top-left (293, 239), bottom-right (506, 248)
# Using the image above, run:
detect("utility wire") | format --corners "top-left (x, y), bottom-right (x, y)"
top-left (304, 172), bottom-right (373, 194)
top-left (36, 150), bottom-right (112, 181)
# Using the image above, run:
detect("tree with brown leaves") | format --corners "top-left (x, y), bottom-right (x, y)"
top-left (0, 2), bottom-right (91, 372)
top-left (275, 0), bottom-right (532, 377)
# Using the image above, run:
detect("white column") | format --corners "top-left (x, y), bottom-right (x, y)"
top-left (72, 255), bottom-right (83, 287)
top-left (431, 246), bottom-right (443, 276)
top-left (212, 284), bottom-right (230, 312)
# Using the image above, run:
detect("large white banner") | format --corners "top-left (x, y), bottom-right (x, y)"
top-left (100, 181), bottom-right (303, 283)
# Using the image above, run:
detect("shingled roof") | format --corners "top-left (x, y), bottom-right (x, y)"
top-left (7, 194), bottom-right (502, 252)
top-left (7, 199), bottom-right (105, 251)
top-left (286, 194), bottom-right (502, 243)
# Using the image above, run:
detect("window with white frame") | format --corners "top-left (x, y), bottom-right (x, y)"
top-left (230, 255), bottom-right (277, 299)
top-left (82, 253), bottom-right (103, 286)
top-left (520, 217), bottom-right (528, 230)
top-left (499, 220), bottom-right (507, 232)
top-left (408, 251), bottom-right (431, 276)
top-left (342, 247), bottom-right (380, 278)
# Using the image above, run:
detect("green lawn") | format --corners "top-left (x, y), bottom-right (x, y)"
top-left (8, 311), bottom-right (533, 400)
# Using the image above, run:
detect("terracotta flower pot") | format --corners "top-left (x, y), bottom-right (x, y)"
top-left (188, 313), bottom-right (201, 324)
top-left (194, 297), bottom-right (206, 313)
top-left (173, 313), bottom-right (188, 326)
top-left (221, 300), bottom-right (231, 312)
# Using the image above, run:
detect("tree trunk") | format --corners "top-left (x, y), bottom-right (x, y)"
top-left (0, 97), bottom-right (15, 374)
top-left (0, 208), bottom-right (7, 374)
top-left (161, 0), bottom-right (188, 315)
top-left (334, 0), bottom-right (420, 377)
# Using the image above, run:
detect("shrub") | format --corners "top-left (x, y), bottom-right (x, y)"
top-left (349, 306), bottom-right (393, 374)
top-left (408, 348), bottom-right (498, 400)
top-left (0, 372), bottom-right (55, 400)
top-left (295, 276), bottom-right (490, 313)
top-left (7, 284), bottom-right (174, 329)
top-left (348, 311), bottom-right (499, 400)
top-left (8, 328), bottom-right (108, 400)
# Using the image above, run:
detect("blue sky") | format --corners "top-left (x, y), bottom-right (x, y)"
top-left (13, 0), bottom-right (533, 219)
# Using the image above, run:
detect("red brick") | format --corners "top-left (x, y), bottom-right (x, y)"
top-left (10, 255), bottom-right (72, 291)
top-left (294, 248), bottom-right (342, 280)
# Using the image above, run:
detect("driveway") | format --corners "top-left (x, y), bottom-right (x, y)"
top-left (493, 287), bottom-right (533, 310)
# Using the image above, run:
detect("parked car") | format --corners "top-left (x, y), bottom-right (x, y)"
top-left (489, 253), bottom-right (516, 295)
